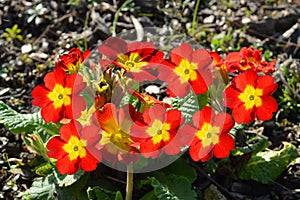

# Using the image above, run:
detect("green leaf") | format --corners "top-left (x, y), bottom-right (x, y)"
top-left (159, 158), bottom-right (197, 183)
top-left (169, 92), bottom-right (199, 123)
top-left (53, 168), bottom-right (85, 187)
top-left (140, 190), bottom-right (157, 200)
top-left (81, 89), bottom-right (96, 108)
top-left (12, 24), bottom-right (19, 32)
top-left (23, 172), bottom-right (89, 200)
top-left (35, 162), bottom-right (54, 176)
top-left (16, 35), bottom-right (23, 41)
top-left (149, 173), bottom-right (197, 200)
top-left (231, 136), bottom-right (269, 156)
top-left (63, 172), bottom-right (90, 199)
top-left (238, 143), bottom-right (298, 184)
top-left (119, 91), bottom-right (139, 109)
top-left (22, 175), bottom-right (58, 200)
top-left (87, 186), bottom-right (118, 200)
top-left (115, 191), bottom-right (123, 200)
top-left (0, 101), bottom-right (59, 141)
top-left (196, 92), bottom-right (209, 110)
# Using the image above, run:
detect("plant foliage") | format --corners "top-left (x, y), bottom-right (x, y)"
top-left (238, 142), bottom-right (298, 184)
top-left (0, 101), bottom-right (59, 141)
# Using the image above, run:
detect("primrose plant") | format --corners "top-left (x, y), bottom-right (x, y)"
top-left (28, 34), bottom-right (278, 199)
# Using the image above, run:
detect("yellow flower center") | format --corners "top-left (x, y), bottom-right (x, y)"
top-left (62, 136), bottom-right (87, 161)
top-left (238, 85), bottom-right (263, 110)
top-left (116, 52), bottom-right (148, 72)
top-left (100, 129), bottom-right (134, 151)
top-left (47, 84), bottom-right (72, 109)
top-left (146, 120), bottom-right (171, 144)
top-left (174, 59), bottom-right (198, 83)
top-left (196, 123), bottom-right (220, 147)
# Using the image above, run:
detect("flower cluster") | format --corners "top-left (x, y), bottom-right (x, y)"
top-left (31, 38), bottom-right (278, 174)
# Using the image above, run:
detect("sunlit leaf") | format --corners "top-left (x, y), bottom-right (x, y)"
top-left (238, 142), bottom-right (298, 184)
top-left (0, 101), bottom-right (59, 142)
top-left (149, 173), bottom-right (197, 200)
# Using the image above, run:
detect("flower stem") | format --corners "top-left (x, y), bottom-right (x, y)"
top-left (112, 0), bottom-right (133, 36)
top-left (191, 0), bottom-right (201, 35)
top-left (126, 163), bottom-right (133, 200)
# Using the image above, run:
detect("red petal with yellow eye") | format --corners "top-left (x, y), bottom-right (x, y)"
top-left (31, 68), bottom-right (86, 123)
top-left (188, 106), bottom-right (235, 162)
top-left (158, 43), bottom-right (212, 98)
top-left (223, 70), bottom-right (278, 124)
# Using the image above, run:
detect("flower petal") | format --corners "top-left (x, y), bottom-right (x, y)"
top-left (125, 69), bottom-right (157, 82)
top-left (98, 37), bottom-right (128, 59)
top-left (56, 155), bottom-right (79, 175)
top-left (80, 152), bottom-right (99, 172)
top-left (46, 136), bottom-right (66, 159)
top-left (256, 96), bottom-right (278, 121)
top-left (146, 104), bottom-right (167, 122)
top-left (223, 86), bottom-right (242, 109)
top-left (189, 139), bottom-right (213, 162)
top-left (41, 103), bottom-right (63, 123)
top-left (213, 133), bottom-right (235, 158)
top-left (168, 77), bottom-right (190, 98)
top-left (232, 104), bottom-right (255, 124)
top-left (170, 43), bottom-right (193, 65)
top-left (66, 74), bottom-right (86, 94)
top-left (192, 106), bottom-right (213, 129)
top-left (44, 68), bottom-right (66, 90)
top-left (178, 124), bottom-right (197, 146)
top-left (213, 113), bottom-right (234, 134)
top-left (190, 72), bottom-right (209, 95)
top-left (96, 103), bottom-right (119, 133)
top-left (140, 138), bottom-right (161, 158)
top-left (256, 75), bottom-right (278, 96)
top-left (31, 85), bottom-right (51, 107)
top-left (191, 49), bottom-right (212, 71)
top-left (232, 70), bottom-right (258, 92)
top-left (67, 95), bottom-right (86, 120)
top-left (165, 109), bottom-right (182, 130)
top-left (59, 121), bottom-right (81, 142)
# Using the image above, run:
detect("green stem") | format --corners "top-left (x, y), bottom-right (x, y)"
top-left (192, 0), bottom-right (201, 35)
top-left (112, 0), bottom-right (133, 36)
top-left (126, 163), bottom-right (133, 200)
top-left (83, 11), bottom-right (89, 50)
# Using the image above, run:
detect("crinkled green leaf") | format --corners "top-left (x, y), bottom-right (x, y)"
top-left (229, 123), bottom-right (245, 136)
top-left (149, 173), bottom-right (197, 200)
top-left (0, 101), bottom-right (59, 142)
top-left (53, 168), bottom-right (85, 187)
top-left (23, 171), bottom-right (89, 200)
top-left (22, 175), bottom-right (58, 200)
top-left (238, 142), bottom-right (298, 184)
top-left (119, 92), bottom-right (140, 109)
top-left (169, 92), bottom-right (199, 123)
